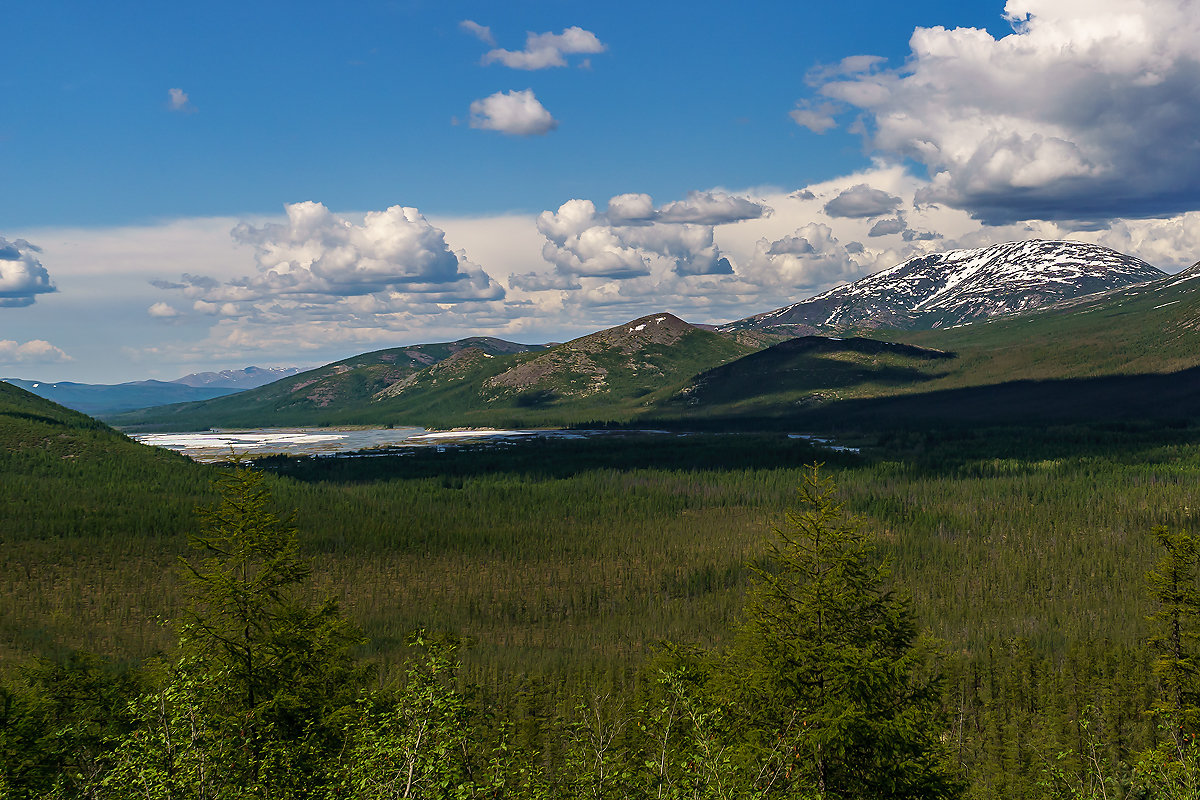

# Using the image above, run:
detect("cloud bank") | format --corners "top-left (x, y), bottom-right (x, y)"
top-left (55, 167), bottom-right (1200, 379)
top-left (505, 162), bottom-right (1200, 329)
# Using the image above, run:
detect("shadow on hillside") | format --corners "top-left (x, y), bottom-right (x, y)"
top-left (639, 366), bottom-right (1200, 468)
top-left (674, 336), bottom-right (955, 406)
top-left (801, 365), bottom-right (1200, 429)
top-left (655, 365), bottom-right (1200, 432)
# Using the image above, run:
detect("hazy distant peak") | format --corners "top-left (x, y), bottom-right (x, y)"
top-left (172, 365), bottom-right (302, 389)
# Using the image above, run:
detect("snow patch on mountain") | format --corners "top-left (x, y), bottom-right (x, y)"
top-left (722, 240), bottom-right (1165, 332)
top-left (172, 365), bottom-right (302, 389)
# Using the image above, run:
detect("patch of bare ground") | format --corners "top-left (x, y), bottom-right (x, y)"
top-left (372, 373), bottom-right (420, 400)
top-left (426, 348), bottom-right (492, 380)
top-left (484, 348), bottom-right (607, 396)
top-left (484, 313), bottom-right (695, 397)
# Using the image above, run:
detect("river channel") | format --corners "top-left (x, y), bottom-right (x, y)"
top-left (130, 427), bottom-right (635, 463)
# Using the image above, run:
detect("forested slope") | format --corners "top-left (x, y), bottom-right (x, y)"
top-left (0, 382), bottom-right (213, 660)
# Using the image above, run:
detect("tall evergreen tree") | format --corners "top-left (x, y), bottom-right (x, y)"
top-left (1145, 526), bottom-right (1200, 745)
top-left (102, 467), bottom-right (364, 799)
top-left (728, 465), bottom-right (961, 800)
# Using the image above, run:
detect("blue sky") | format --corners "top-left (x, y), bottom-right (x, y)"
top-left (4, 0), bottom-right (1200, 382)
top-left (1, 0), bottom-right (1008, 227)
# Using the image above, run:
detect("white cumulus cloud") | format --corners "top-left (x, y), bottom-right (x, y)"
top-left (803, 0), bottom-right (1200, 223)
top-left (0, 339), bottom-right (71, 364)
top-left (0, 237), bottom-right (56, 307)
top-left (230, 202), bottom-right (497, 296)
top-left (482, 26), bottom-right (606, 70)
top-left (154, 202), bottom-right (506, 324)
top-left (823, 184), bottom-right (903, 218)
top-left (743, 223), bottom-right (878, 294)
top-left (1094, 213), bottom-right (1200, 271)
top-left (789, 101), bottom-right (839, 134)
top-left (167, 88), bottom-right (195, 113)
top-left (469, 89), bottom-right (559, 136)
top-left (515, 191), bottom-right (770, 288)
top-left (458, 19), bottom-right (495, 46)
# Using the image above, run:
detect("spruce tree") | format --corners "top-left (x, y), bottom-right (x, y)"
top-left (1146, 526), bottom-right (1200, 745)
top-left (103, 467), bottom-right (363, 799)
top-left (185, 467), bottom-right (363, 787)
top-left (729, 465), bottom-right (960, 800)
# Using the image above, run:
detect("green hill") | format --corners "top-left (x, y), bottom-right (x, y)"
top-left (897, 266), bottom-right (1200, 383)
top-left (363, 312), bottom-right (758, 427)
top-left (108, 336), bottom-right (545, 430)
top-left (0, 381), bottom-right (212, 661)
top-left (111, 315), bottom-right (757, 430)
top-left (665, 336), bottom-right (956, 421)
top-left (0, 379), bottom-right (200, 482)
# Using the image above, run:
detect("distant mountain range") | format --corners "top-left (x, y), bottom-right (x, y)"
top-left (105, 239), bottom-right (1200, 432)
top-left (721, 240), bottom-right (1164, 334)
top-left (172, 366), bottom-right (302, 389)
top-left (0, 379), bottom-right (241, 416)
top-left (106, 337), bottom-right (551, 429)
top-left (2, 366), bottom-right (301, 416)
top-left (108, 317), bottom-right (752, 430)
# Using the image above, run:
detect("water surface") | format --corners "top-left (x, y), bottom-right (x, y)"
top-left (132, 427), bottom-right (594, 462)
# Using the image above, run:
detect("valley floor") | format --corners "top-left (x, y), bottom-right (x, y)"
top-left (5, 416), bottom-right (1200, 798)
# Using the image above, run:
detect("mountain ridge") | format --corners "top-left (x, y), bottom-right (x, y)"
top-left (2, 366), bottom-right (305, 415)
top-left (107, 240), bottom-right (1200, 433)
top-left (106, 336), bottom-right (549, 429)
top-left (1, 378), bottom-right (241, 416)
top-left (172, 366), bottom-right (303, 389)
top-left (109, 315), bottom-right (756, 430)
top-left (721, 240), bottom-right (1165, 333)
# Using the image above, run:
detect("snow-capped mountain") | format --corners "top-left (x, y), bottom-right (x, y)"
top-left (172, 365), bottom-right (301, 389)
top-left (721, 240), bottom-right (1166, 332)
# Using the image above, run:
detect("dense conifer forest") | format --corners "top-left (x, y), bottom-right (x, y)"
top-left (3, 379), bottom-right (1200, 797)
